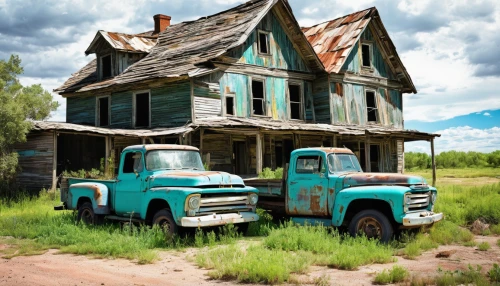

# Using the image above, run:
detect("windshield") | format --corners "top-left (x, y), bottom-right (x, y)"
top-left (327, 154), bottom-right (363, 173)
top-left (145, 150), bottom-right (204, 171)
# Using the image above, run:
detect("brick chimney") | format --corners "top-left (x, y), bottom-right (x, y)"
top-left (153, 14), bottom-right (171, 34)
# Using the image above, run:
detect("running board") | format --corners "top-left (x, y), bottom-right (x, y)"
top-left (105, 215), bottom-right (143, 224)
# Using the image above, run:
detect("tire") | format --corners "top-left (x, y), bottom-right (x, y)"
top-left (77, 202), bottom-right (103, 225)
top-left (348, 209), bottom-right (393, 243)
top-left (152, 209), bottom-right (178, 238)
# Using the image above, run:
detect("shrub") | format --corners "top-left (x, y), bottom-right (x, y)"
top-left (374, 265), bottom-right (409, 284)
top-left (477, 242), bottom-right (491, 251)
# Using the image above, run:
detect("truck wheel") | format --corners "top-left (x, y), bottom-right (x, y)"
top-left (77, 202), bottom-right (103, 225)
top-left (348, 209), bottom-right (393, 243)
top-left (237, 223), bottom-right (249, 235)
top-left (152, 209), bottom-right (178, 237)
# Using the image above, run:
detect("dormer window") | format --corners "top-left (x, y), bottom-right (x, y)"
top-left (258, 30), bottom-right (270, 55)
top-left (361, 43), bottom-right (372, 68)
top-left (101, 54), bottom-right (112, 79)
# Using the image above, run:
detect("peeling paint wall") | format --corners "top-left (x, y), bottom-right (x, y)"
top-left (110, 91), bottom-right (132, 128)
top-left (330, 81), bottom-right (346, 124)
top-left (312, 75), bottom-right (330, 124)
top-left (227, 11), bottom-right (310, 72)
top-left (151, 81), bottom-right (191, 127)
top-left (66, 95), bottom-right (95, 125)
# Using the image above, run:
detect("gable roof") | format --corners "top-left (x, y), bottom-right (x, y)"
top-left (56, 0), bottom-right (323, 96)
top-left (302, 7), bottom-right (417, 93)
top-left (85, 31), bottom-right (158, 55)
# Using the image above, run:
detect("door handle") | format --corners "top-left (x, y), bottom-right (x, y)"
top-left (290, 181), bottom-right (298, 185)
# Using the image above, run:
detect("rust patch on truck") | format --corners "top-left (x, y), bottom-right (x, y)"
top-left (339, 205), bottom-right (344, 213)
top-left (71, 184), bottom-right (101, 200)
top-left (310, 195), bottom-right (321, 213)
top-left (329, 188), bottom-right (334, 195)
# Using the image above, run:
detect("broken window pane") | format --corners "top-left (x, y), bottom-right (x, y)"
top-left (102, 55), bottom-right (112, 78)
top-left (361, 44), bottom-right (371, 67)
top-left (135, 92), bottom-right (150, 127)
top-left (98, 97), bottom-right (109, 126)
top-left (259, 31), bottom-right (269, 54)
top-left (289, 84), bottom-right (301, 119)
top-left (252, 80), bottom-right (265, 115)
top-left (226, 95), bottom-right (234, 116)
top-left (366, 91), bottom-right (378, 122)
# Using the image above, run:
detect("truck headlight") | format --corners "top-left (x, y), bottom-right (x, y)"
top-left (405, 193), bottom-right (412, 205)
top-left (185, 194), bottom-right (201, 212)
top-left (248, 193), bottom-right (258, 205)
top-left (431, 192), bottom-right (437, 204)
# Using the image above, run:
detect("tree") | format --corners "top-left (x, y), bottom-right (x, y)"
top-left (0, 55), bottom-right (59, 191)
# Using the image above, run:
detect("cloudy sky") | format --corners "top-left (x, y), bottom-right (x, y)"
top-left (1, 0), bottom-right (499, 154)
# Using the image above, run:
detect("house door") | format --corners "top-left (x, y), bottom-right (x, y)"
top-left (233, 141), bottom-right (246, 175)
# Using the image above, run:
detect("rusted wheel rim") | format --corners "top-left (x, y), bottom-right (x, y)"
top-left (81, 209), bottom-right (93, 224)
top-left (157, 217), bottom-right (173, 235)
top-left (356, 217), bottom-right (382, 239)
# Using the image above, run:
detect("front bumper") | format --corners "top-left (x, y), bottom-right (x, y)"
top-left (180, 212), bottom-right (259, 227)
top-left (402, 211), bottom-right (443, 226)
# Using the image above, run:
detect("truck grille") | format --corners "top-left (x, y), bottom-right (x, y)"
top-left (197, 193), bottom-right (253, 215)
top-left (407, 192), bottom-right (431, 211)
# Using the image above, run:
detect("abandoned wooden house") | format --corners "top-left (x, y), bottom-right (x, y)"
top-left (15, 0), bottom-right (439, 190)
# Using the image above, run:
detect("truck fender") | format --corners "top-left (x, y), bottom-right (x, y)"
top-left (70, 182), bottom-right (110, 215)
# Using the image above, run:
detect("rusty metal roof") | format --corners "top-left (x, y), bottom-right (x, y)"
top-left (302, 8), bottom-right (373, 74)
top-left (85, 31), bottom-right (158, 55)
top-left (302, 7), bottom-right (417, 93)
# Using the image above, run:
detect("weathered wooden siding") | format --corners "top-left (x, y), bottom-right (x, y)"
top-left (397, 139), bottom-right (404, 173)
top-left (66, 95), bottom-right (96, 125)
top-left (151, 81), bottom-right (191, 127)
top-left (330, 81), bottom-right (346, 124)
top-left (360, 27), bottom-right (395, 79)
top-left (110, 91), bottom-right (133, 128)
top-left (116, 52), bottom-right (144, 74)
top-left (341, 42), bottom-right (360, 73)
top-left (304, 81), bottom-right (314, 122)
top-left (379, 88), bottom-right (403, 128)
top-left (342, 83), bottom-right (364, 125)
top-left (228, 11), bottom-right (310, 72)
top-left (219, 73), bottom-right (249, 117)
top-left (266, 76), bottom-right (287, 120)
top-left (14, 131), bottom-right (54, 190)
top-left (202, 133), bottom-right (232, 172)
top-left (312, 75), bottom-right (330, 124)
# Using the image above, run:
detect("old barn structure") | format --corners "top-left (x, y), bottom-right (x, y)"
top-left (15, 0), bottom-right (439, 190)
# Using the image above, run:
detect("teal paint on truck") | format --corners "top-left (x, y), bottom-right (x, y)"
top-left (245, 147), bottom-right (443, 241)
top-left (56, 144), bottom-right (259, 232)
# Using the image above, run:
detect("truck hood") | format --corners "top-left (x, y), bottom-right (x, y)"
top-left (148, 170), bottom-right (245, 188)
top-left (342, 173), bottom-right (427, 188)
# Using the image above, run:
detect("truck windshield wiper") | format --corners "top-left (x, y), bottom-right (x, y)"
top-left (181, 167), bottom-right (200, 170)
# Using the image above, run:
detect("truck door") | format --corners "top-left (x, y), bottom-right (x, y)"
top-left (114, 151), bottom-right (144, 217)
top-left (286, 152), bottom-right (329, 216)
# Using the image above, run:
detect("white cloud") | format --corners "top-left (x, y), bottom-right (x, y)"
top-left (405, 126), bottom-right (500, 154)
top-left (484, 112), bottom-right (491, 116)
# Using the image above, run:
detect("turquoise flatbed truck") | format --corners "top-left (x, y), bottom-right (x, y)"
top-left (55, 144), bottom-right (259, 235)
top-left (245, 147), bottom-right (443, 242)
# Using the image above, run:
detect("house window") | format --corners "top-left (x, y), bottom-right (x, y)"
top-left (258, 30), bottom-right (270, 55)
top-left (134, 91), bottom-right (150, 128)
top-left (288, 83), bottom-right (302, 120)
top-left (96, 96), bottom-right (110, 126)
top-left (251, 80), bottom-right (265, 116)
top-left (366, 90), bottom-right (378, 122)
top-left (101, 54), bottom-right (112, 79)
top-left (361, 43), bottom-right (371, 68)
top-left (225, 93), bottom-right (235, 116)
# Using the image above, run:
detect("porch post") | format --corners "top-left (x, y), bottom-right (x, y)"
top-left (105, 136), bottom-right (110, 174)
top-left (51, 131), bottom-right (58, 190)
top-left (431, 138), bottom-right (436, 186)
top-left (256, 132), bottom-right (263, 174)
top-left (364, 131), bottom-right (371, 172)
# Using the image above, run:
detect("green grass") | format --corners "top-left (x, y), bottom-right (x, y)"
top-left (434, 265), bottom-right (490, 286)
top-left (477, 242), bottom-right (491, 251)
top-left (490, 224), bottom-right (500, 235)
top-left (489, 264), bottom-right (500, 282)
top-left (407, 167), bottom-right (500, 180)
top-left (0, 190), bottom-right (242, 263)
top-left (374, 265), bottom-right (409, 284)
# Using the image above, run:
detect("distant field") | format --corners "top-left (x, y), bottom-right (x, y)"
top-left (407, 168), bottom-right (500, 186)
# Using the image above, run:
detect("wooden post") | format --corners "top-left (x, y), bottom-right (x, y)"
top-left (105, 136), bottom-right (110, 173)
top-left (256, 133), bottom-right (263, 175)
top-left (200, 128), bottom-right (204, 154)
top-left (51, 131), bottom-right (58, 190)
top-left (333, 134), bottom-right (337, 147)
top-left (364, 132), bottom-right (371, 172)
top-left (431, 138), bottom-right (436, 186)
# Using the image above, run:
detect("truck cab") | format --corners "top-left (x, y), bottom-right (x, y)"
top-left (246, 147), bottom-right (443, 242)
top-left (56, 144), bottom-right (259, 235)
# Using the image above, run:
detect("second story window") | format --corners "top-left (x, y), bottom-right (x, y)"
top-left (251, 79), bottom-right (266, 116)
top-left (361, 43), bottom-right (372, 68)
top-left (225, 93), bottom-right (235, 116)
top-left (96, 96), bottom-right (110, 126)
top-left (101, 54), bottom-right (112, 79)
top-left (288, 83), bottom-right (302, 120)
top-left (366, 90), bottom-right (378, 122)
top-left (258, 30), bottom-right (270, 55)
top-left (133, 91), bottom-right (150, 128)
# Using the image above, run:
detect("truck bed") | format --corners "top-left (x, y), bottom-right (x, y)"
top-left (244, 178), bottom-right (286, 214)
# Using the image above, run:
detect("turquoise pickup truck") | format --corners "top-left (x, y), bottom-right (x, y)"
top-left (245, 147), bottom-right (442, 242)
top-left (55, 144), bottom-right (259, 235)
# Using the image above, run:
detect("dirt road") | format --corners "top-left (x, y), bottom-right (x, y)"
top-left (1, 236), bottom-right (499, 286)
